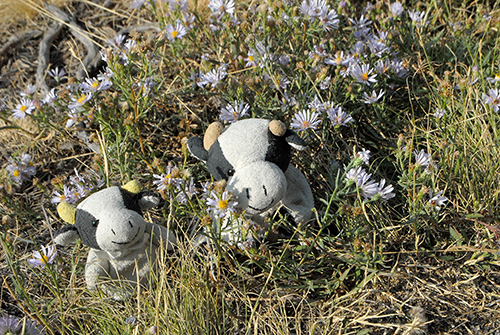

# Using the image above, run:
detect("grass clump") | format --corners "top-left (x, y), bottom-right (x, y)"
top-left (1, 0), bottom-right (500, 334)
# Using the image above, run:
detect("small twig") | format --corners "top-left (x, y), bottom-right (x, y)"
top-left (36, 22), bottom-right (63, 96)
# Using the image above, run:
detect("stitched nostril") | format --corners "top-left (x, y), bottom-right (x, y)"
top-left (246, 188), bottom-right (250, 199)
top-left (263, 185), bottom-right (268, 196)
top-left (111, 229), bottom-right (116, 235)
top-left (128, 220), bottom-right (133, 228)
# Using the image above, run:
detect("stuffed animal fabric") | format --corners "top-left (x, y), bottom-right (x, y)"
top-left (188, 118), bottom-right (314, 245)
top-left (54, 180), bottom-right (176, 300)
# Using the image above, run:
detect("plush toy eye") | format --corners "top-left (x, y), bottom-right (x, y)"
top-left (92, 219), bottom-right (99, 228)
top-left (227, 169), bottom-right (235, 177)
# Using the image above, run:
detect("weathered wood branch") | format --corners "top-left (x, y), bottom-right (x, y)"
top-left (44, 4), bottom-right (99, 79)
top-left (36, 22), bottom-right (63, 95)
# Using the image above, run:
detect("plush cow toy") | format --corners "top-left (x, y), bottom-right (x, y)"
top-left (54, 180), bottom-right (176, 300)
top-left (188, 118), bottom-right (314, 245)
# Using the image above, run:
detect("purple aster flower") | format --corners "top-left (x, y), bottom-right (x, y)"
top-left (327, 105), bottom-right (354, 126)
top-left (153, 167), bottom-right (183, 192)
top-left (206, 190), bottom-right (238, 219)
top-left (482, 88), bottom-right (500, 113)
top-left (290, 109), bottom-right (321, 132)
top-left (428, 190), bottom-right (448, 211)
top-left (165, 21), bottom-right (187, 40)
top-left (12, 98), bottom-right (35, 119)
top-left (27, 245), bottom-right (57, 268)
top-left (220, 101), bottom-right (250, 123)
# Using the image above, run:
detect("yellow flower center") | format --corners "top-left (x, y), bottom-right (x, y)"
top-left (248, 55), bottom-right (254, 61)
top-left (92, 81), bottom-right (99, 89)
top-left (218, 199), bottom-right (228, 209)
top-left (361, 72), bottom-right (369, 81)
top-left (495, 74), bottom-right (500, 80)
top-left (77, 94), bottom-right (86, 104)
top-left (493, 98), bottom-right (499, 105)
top-left (172, 30), bottom-right (178, 38)
top-left (13, 170), bottom-right (20, 177)
top-left (20, 105), bottom-right (27, 112)
top-left (163, 174), bottom-right (173, 185)
top-left (302, 120), bottom-right (311, 128)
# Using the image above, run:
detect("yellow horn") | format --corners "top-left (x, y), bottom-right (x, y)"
top-left (269, 120), bottom-right (287, 137)
top-left (57, 201), bottom-right (77, 225)
top-left (203, 122), bottom-right (223, 151)
top-left (122, 180), bottom-right (142, 194)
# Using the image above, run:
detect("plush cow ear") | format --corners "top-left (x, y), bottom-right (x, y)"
top-left (122, 180), bottom-right (142, 194)
top-left (54, 225), bottom-right (80, 245)
top-left (285, 129), bottom-right (307, 151)
top-left (187, 136), bottom-right (209, 162)
top-left (203, 122), bottom-right (223, 151)
top-left (137, 193), bottom-right (160, 211)
top-left (269, 120), bottom-right (287, 137)
top-left (57, 201), bottom-right (76, 225)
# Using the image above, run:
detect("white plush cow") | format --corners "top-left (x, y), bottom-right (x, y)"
top-left (54, 180), bottom-right (176, 300)
top-left (188, 118), bottom-right (314, 246)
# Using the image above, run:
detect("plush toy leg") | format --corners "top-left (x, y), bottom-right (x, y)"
top-left (144, 221), bottom-right (176, 251)
top-left (281, 165), bottom-right (314, 224)
top-left (85, 249), bottom-right (111, 291)
top-left (85, 249), bottom-right (131, 300)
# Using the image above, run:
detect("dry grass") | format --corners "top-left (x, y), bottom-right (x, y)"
top-left (1, 0), bottom-right (500, 334)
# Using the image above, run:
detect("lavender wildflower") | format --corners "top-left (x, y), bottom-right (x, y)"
top-left (166, 21), bottom-right (187, 40)
top-left (208, 0), bottom-right (235, 17)
top-left (199, 64), bottom-right (228, 87)
top-left (0, 315), bottom-right (21, 334)
top-left (220, 101), bottom-right (250, 123)
top-left (20, 84), bottom-right (37, 98)
top-left (390, 2), bottom-right (404, 16)
top-left (434, 108), bottom-right (446, 118)
top-left (377, 179), bottom-right (395, 201)
top-left (153, 167), bottom-right (183, 192)
top-left (176, 178), bottom-right (197, 204)
top-left (206, 190), bottom-right (238, 219)
top-left (290, 109), bottom-right (321, 132)
top-left (48, 67), bottom-right (67, 83)
top-left (356, 148), bottom-right (371, 165)
top-left (486, 73), bottom-right (500, 84)
top-left (27, 245), bottom-right (57, 268)
top-left (68, 93), bottom-right (92, 111)
top-left (362, 89), bottom-right (385, 104)
top-left (428, 190), bottom-right (448, 211)
top-left (351, 63), bottom-right (377, 85)
top-left (12, 98), bottom-right (35, 119)
top-left (6, 153), bottom-right (36, 185)
top-left (408, 10), bottom-right (425, 23)
top-left (414, 149), bottom-right (432, 169)
top-left (482, 88), bottom-right (500, 112)
top-left (327, 105), bottom-right (354, 127)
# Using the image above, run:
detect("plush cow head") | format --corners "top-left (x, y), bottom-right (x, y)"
top-left (54, 180), bottom-right (159, 252)
top-left (187, 118), bottom-right (307, 215)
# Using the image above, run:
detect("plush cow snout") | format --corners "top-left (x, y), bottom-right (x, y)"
top-left (228, 162), bottom-right (287, 214)
top-left (96, 211), bottom-right (145, 251)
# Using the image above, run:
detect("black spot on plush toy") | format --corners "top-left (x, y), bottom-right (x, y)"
top-left (188, 118), bottom-right (314, 245)
top-left (54, 180), bottom-right (176, 300)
